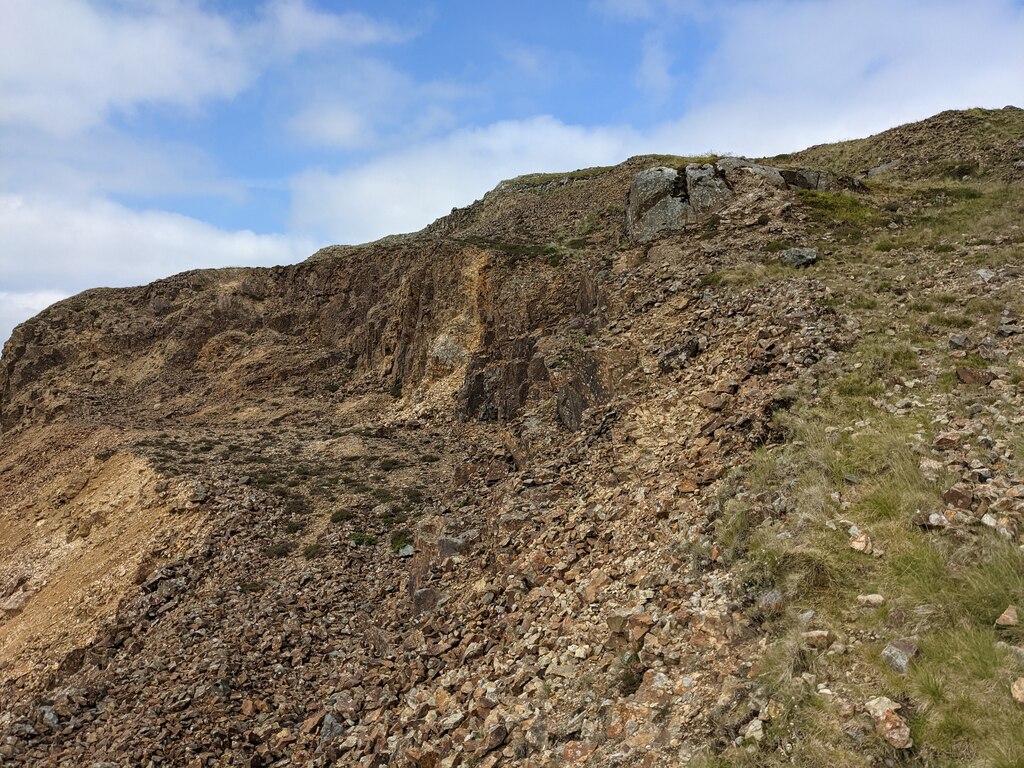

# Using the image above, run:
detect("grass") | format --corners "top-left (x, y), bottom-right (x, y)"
top-left (515, 165), bottom-right (614, 186)
top-left (796, 189), bottom-right (882, 241)
top-left (693, 116), bottom-right (1024, 764)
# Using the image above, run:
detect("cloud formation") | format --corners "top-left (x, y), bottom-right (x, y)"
top-left (0, 0), bottom-right (403, 137)
top-left (291, 117), bottom-right (643, 244)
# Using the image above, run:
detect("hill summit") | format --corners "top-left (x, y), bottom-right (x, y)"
top-left (1, 107), bottom-right (1024, 767)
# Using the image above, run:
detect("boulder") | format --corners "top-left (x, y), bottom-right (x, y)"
top-left (685, 164), bottom-right (732, 212)
top-left (624, 167), bottom-right (695, 243)
top-left (780, 247), bottom-right (818, 268)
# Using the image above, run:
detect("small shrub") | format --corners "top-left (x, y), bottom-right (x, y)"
top-left (303, 543), bottom-right (325, 559)
top-left (330, 509), bottom-right (352, 523)
top-left (284, 495), bottom-right (311, 516)
top-left (266, 541), bottom-right (296, 558)
top-left (390, 529), bottom-right (413, 552)
top-left (351, 532), bottom-right (378, 546)
top-left (764, 239), bottom-right (791, 253)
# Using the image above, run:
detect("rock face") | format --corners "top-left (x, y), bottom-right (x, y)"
top-left (624, 157), bottom-right (851, 243)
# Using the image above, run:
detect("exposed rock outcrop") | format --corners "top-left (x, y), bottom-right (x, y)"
top-left (624, 156), bottom-right (855, 243)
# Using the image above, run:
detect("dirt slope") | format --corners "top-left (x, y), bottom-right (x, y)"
top-left (1, 107), bottom-right (1023, 767)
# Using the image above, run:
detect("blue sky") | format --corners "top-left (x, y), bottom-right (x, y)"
top-left (2, 0), bottom-right (1024, 344)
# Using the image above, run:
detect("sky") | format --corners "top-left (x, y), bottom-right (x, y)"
top-left (2, 0), bottom-right (1024, 345)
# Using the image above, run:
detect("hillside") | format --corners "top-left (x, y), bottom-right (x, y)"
top-left (1, 107), bottom-right (1023, 767)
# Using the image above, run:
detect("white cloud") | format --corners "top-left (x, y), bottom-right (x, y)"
top-left (283, 57), bottom-right (467, 151)
top-left (290, 117), bottom-right (644, 244)
top-left (0, 194), bottom-right (317, 345)
top-left (0, 0), bottom-right (405, 137)
top-left (646, 0), bottom-right (1024, 156)
top-left (637, 33), bottom-right (675, 103)
top-left (288, 105), bottom-right (370, 150)
top-left (260, 0), bottom-right (407, 58)
top-left (0, 125), bottom-right (243, 201)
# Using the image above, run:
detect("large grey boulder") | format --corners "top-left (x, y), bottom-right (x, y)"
top-left (716, 157), bottom-right (787, 188)
top-left (625, 157), bottom-right (860, 243)
top-left (624, 167), bottom-right (696, 243)
top-left (685, 164), bottom-right (732, 212)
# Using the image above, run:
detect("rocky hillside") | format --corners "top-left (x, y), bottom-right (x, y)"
top-left (1, 107), bottom-right (1023, 767)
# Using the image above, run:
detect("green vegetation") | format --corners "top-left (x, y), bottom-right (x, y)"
top-left (703, 163), bottom-right (1024, 765)
top-left (265, 540), bottom-right (296, 558)
top-left (302, 543), bottom-right (325, 559)
top-left (390, 529), bottom-right (413, 553)
top-left (516, 165), bottom-right (614, 186)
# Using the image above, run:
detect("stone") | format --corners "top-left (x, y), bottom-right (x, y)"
top-left (779, 247), bottom-right (818, 268)
top-left (320, 713), bottom-right (344, 741)
top-left (996, 605), bottom-right (1019, 628)
top-left (943, 484), bottom-right (974, 509)
top-left (743, 718), bottom-right (764, 742)
top-left (857, 594), bottom-right (885, 607)
top-left (397, 544), bottom-right (414, 558)
top-left (758, 589), bottom-right (785, 615)
top-left (864, 697), bottom-right (912, 749)
top-left (957, 368), bottom-right (996, 386)
top-left (1012, 678), bottom-right (1024, 705)
top-left (716, 156), bottom-right (787, 188)
top-left (976, 268), bottom-right (997, 282)
top-left (188, 482), bottom-right (209, 503)
top-left (849, 530), bottom-right (873, 553)
top-left (583, 569), bottom-right (612, 602)
top-left (802, 630), bottom-right (831, 650)
top-left (996, 642), bottom-right (1024, 663)
top-left (624, 161), bottom-right (743, 242)
top-left (480, 723), bottom-right (508, 754)
top-left (881, 638), bottom-right (918, 673)
top-left (625, 167), bottom-right (693, 243)
top-left (1, 590), bottom-right (30, 616)
top-left (685, 164), bottom-right (731, 212)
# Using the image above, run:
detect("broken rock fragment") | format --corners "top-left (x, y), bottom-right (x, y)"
top-left (881, 637), bottom-right (919, 674)
top-left (864, 697), bottom-right (913, 749)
